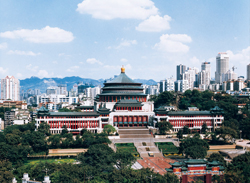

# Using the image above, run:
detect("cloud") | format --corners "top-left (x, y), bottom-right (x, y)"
top-left (0, 42), bottom-right (7, 49)
top-left (76, 0), bottom-right (158, 20)
top-left (52, 61), bottom-right (58, 64)
top-left (116, 39), bottom-right (137, 49)
top-left (7, 50), bottom-right (41, 56)
top-left (37, 70), bottom-right (53, 78)
top-left (154, 34), bottom-right (192, 53)
top-left (0, 67), bottom-right (8, 74)
top-left (66, 66), bottom-right (80, 72)
top-left (226, 46), bottom-right (250, 65)
top-left (120, 58), bottom-right (128, 62)
top-left (136, 15), bottom-right (171, 32)
top-left (189, 56), bottom-right (200, 65)
top-left (26, 64), bottom-right (38, 72)
top-left (86, 58), bottom-right (103, 65)
top-left (0, 26), bottom-right (74, 43)
top-left (16, 73), bottom-right (23, 78)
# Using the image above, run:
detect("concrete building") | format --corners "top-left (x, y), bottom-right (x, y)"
top-left (247, 64), bottom-right (250, 81)
top-left (224, 70), bottom-right (238, 81)
top-left (183, 67), bottom-right (199, 89)
top-left (175, 80), bottom-right (190, 93)
top-left (1, 76), bottom-right (20, 101)
top-left (159, 78), bottom-right (175, 93)
top-left (176, 64), bottom-right (186, 80)
top-left (215, 53), bottom-right (229, 83)
top-left (85, 86), bottom-right (101, 100)
top-left (146, 85), bottom-right (159, 95)
top-left (57, 84), bottom-right (67, 95)
top-left (198, 62), bottom-right (211, 89)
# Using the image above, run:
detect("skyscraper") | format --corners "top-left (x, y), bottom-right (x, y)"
top-left (1, 76), bottom-right (20, 101)
top-left (199, 62), bottom-right (211, 87)
top-left (176, 64), bottom-right (186, 80)
top-left (215, 53), bottom-right (229, 83)
top-left (247, 64), bottom-right (250, 80)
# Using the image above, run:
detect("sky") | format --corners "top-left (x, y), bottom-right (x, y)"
top-left (0, 0), bottom-right (249, 81)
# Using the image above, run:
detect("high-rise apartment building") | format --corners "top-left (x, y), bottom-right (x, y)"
top-left (215, 53), bottom-right (229, 83)
top-left (198, 62), bottom-right (211, 89)
top-left (159, 78), bottom-right (175, 93)
top-left (176, 64), bottom-right (186, 80)
top-left (247, 64), bottom-right (250, 81)
top-left (183, 67), bottom-right (199, 89)
top-left (1, 76), bottom-right (20, 101)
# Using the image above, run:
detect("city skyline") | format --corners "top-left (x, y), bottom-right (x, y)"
top-left (0, 0), bottom-right (249, 81)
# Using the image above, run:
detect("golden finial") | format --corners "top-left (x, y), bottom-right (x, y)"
top-left (121, 65), bottom-right (125, 73)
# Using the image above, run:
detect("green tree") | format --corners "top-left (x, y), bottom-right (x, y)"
top-left (201, 123), bottom-right (208, 134)
top-left (158, 121), bottom-right (173, 135)
top-left (177, 130), bottom-right (183, 140)
top-left (207, 153), bottom-right (226, 167)
top-left (0, 160), bottom-right (14, 183)
top-left (215, 126), bottom-right (237, 143)
top-left (184, 145), bottom-right (207, 159)
top-left (38, 122), bottom-right (50, 136)
top-left (61, 125), bottom-right (68, 136)
top-left (114, 150), bottom-right (136, 170)
top-left (179, 137), bottom-right (209, 158)
top-left (78, 144), bottom-right (115, 172)
top-left (103, 124), bottom-right (116, 135)
top-left (183, 125), bottom-right (190, 134)
top-left (48, 135), bottom-right (61, 149)
top-left (154, 91), bottom-right (174, 107)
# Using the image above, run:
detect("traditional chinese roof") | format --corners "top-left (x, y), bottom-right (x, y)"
top-left (99, 67), bottom-right (146, 97)
top-left (37, 106), bottom-right (49, 112)
top-left (184, 159), bottom-right (207, 164)
top-left (154, 106), bottom-right (168, 114)
top-left (106, 72), bottom-right (136, 84)
top-left (49, 112), bottom-right (99, 116)
top-left (210, 106), bottom-right (224, 114)
top-left (207, 161), bottom-right (222, 166)
top-left (114, 99), bottom-right (143, 107)
top-left (170, 162), bottom-right (184, 167)
top-left (168, 111), bottom-right (211, 116)
top-left (98, 103), bottom-right (111, 114)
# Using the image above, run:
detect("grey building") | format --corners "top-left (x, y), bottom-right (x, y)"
top-left (247, 64), bottom-right (250, 81)
top-left (176, 64), bottom-right (186, 80)
top-left (215, 53), bottom-right (229, 83)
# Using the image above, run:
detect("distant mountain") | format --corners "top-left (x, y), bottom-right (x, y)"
top-left (134, 79), bottom-right (157, 85)
top-left (20, 76), bottom-right (157, 93)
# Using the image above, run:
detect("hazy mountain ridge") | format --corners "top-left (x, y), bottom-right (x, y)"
top-left (20, 76), bottom-right (157, 93)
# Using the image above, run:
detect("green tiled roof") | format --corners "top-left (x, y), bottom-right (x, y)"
top-left (170, 162), bottom-right (184, 167)
top-left (98, 103), bottom-right (111, 114)
top-left (168, 111), bottom-right (211, 116)
top-left (115, 99), bottom-right (143, 107)
top-left (106, 72), bottom-right (137, 84)
top-left (37, 106), bottom-right (49, 112)
top-left (208, 161), bottom-right (222, 166)
top-left (49, 112), bottom-right (99, 116)
top-left (184, 159), bottom-right (207, 164)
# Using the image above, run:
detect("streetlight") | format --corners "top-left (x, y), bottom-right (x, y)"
top-left (240, 130), bottom-right (242, 140)
top-left (146, 174), bottom-right (156, 183)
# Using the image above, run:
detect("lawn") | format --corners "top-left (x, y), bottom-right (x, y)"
top-left (155, 142), bottom-right (179, 155)
top-left (25, 158), bottom-right (76, 165)
top-left (115, 143), bottom-right (140, 157)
